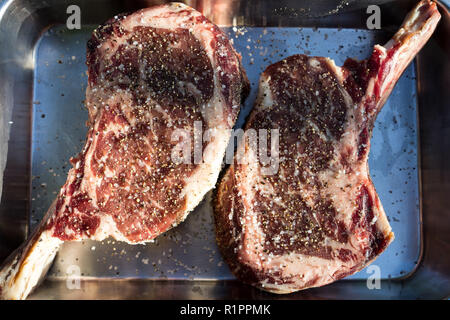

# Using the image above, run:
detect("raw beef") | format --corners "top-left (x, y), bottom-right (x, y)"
top-left (214, 0), bottom-right (440, 293)
top-left (0, 3), bottom-right (248, 299)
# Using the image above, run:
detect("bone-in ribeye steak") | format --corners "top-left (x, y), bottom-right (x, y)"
top-left (54, 3), bottom-right (248, 243)
top-left (0, 3), bottom-right (248, 299)
top-left (214, 0), bottom-right (440, 293)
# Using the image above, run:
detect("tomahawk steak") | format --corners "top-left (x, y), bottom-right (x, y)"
top-left (0, 3), bottom-right (248, 299)
top-left (214, 0), bottom-right (440, 293)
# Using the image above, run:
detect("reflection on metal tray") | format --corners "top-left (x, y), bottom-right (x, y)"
top-left (31, 25), bottom-right (420, 281)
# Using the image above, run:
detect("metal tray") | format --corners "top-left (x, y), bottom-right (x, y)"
top-left (0, 0), bottom-right (449, 299)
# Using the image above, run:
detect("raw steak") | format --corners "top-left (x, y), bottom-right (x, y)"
top-left (214, 0), bottom-right (440, 293)
top-left (0, 3), bottom-right (248, 299)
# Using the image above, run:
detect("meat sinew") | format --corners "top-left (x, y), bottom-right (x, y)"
top-left (214, 0), bottom-right (440, 294)
top-left (0, 3), bottom-right (248, 299)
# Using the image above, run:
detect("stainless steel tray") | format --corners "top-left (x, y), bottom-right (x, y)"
top-left (0, 0), bottom-right (449, 299)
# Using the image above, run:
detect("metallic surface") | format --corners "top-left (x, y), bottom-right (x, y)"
top-left (0, 0), bottom-right (448, 299)
top-left (31, 25), bottom-right (420, 282)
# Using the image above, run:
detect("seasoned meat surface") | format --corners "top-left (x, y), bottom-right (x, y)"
top-left (214, 0), bottom-right (440, 293)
